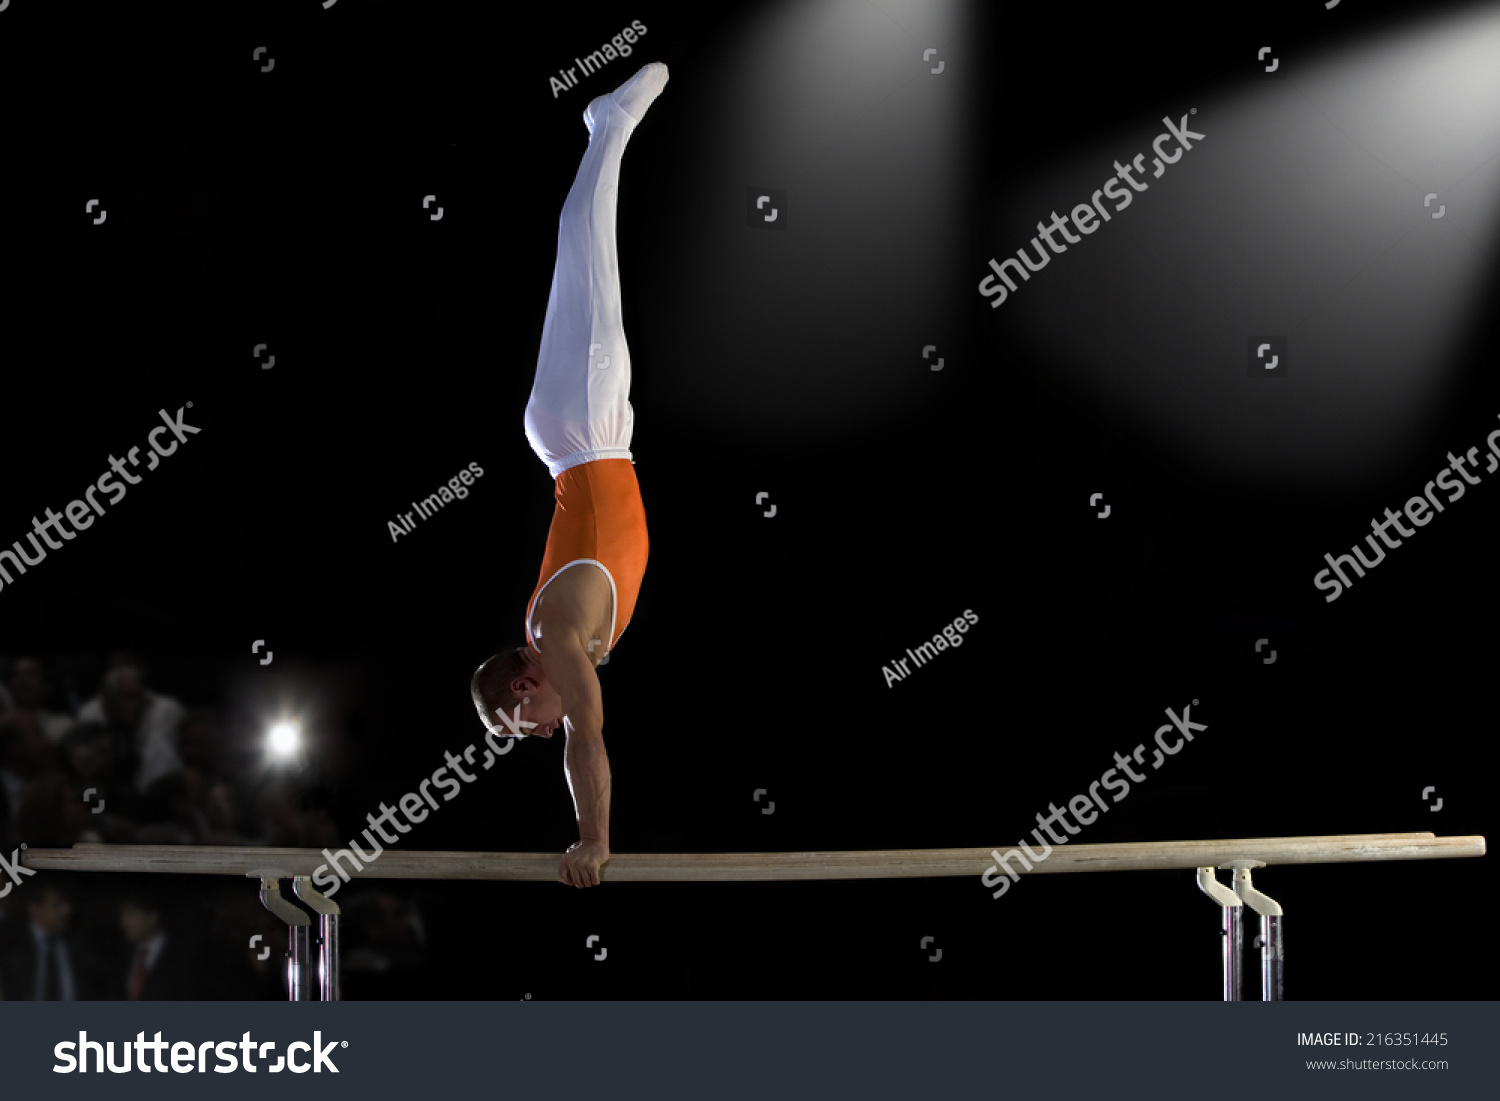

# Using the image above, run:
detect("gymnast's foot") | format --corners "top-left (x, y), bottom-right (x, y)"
top-left (584, 62), bottom-right (670, 135)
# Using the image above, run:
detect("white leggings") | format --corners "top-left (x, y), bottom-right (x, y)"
top-left (525, 97), bottom-right (640, 478)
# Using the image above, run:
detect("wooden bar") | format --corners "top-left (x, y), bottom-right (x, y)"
top-left (18, 832), bottom-right (1483, 882)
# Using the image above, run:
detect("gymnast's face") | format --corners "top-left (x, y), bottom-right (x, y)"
top-left (513, 679), bottom-right (564, 738)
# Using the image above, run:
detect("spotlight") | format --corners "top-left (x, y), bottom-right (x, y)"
top-left (267, 721), bottom-right (301, 759)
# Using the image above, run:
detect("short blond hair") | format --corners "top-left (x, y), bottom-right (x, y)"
top-left (470, 646), bottom-right (529, 732)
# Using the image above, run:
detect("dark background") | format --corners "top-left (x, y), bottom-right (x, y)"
top-left (0, 0), bottom-right (1491, 999)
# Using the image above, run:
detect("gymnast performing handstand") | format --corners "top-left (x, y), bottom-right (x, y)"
top-left (470, 62), bottom-right (669, 889)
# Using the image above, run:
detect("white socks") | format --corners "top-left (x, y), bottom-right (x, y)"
top-left (584, 62), bottom-right (670, 135)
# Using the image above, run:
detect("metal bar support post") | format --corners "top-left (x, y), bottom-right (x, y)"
top-left (1196, 866), bottom-right (1243, 1001)
top-left (293, 875), bottom-right (342, 1001)
top-left (1226, 861), bottom-right (1284, 1001)
top-left (258, 877), bottom-right (313, 1001)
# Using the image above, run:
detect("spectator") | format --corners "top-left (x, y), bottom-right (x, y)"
top-left (144, 769), bottom-right (247, 846)
top-left (203, 892), bottom-right (286, 1000)
top-left (60, 722), bottom-right (142, 844)
top-left (120, 887), bottom-right (201, 1000)
top-left (141, 709), bottom-right (251, 845)
top-left (0, 711), bottom-right (57, 849)
top-left (254, 781), bottom-right (340, 849)
top-left (77, 663), bottom-right (183, 793)
top-left (17, 773), bottom-right (92, 849)
top-left (8, 657), bottom-right (73, 744)
top-left (175, 708), bottom-right (224, 775)
top-left (0, 884), bottom-right (104, 1000)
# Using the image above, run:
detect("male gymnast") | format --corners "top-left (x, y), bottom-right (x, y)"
top-left (470, 63), bottom-right (669, 889)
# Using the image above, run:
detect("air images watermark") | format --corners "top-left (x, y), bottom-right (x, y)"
top-left (547, 18), bottom-right (649, 98)
top-left (388, 461), bottom-right (485, 542)
top-left (883, 608), bottom-right (978, 687)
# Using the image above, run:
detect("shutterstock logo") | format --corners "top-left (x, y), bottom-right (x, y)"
top-left (0, 405), bottom-right (202, 599)
top-left (978, 112), bottom-right (1205, 309)
top-left (979, 702), bottom-right (1206, 899)
top-left (54, 1031), bottom-right (345, 1074)
top-left (0, 844), bottom-right (37, 898)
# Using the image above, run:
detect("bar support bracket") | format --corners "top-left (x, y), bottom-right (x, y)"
top-left (1222, 860), bottom-right (1284, 1001)
top-left (293, 875), bottom-right (342, 1001)
top-left (1196, 866), bottom-right (1243, 1001)
top-left (257, 877), bottom-right (313, 1001)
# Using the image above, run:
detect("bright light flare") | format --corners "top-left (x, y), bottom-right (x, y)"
top-left (266, 721), bottom-right (301, 758)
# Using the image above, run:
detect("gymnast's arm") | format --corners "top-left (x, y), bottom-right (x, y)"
top-left (549, 638), bottom-right (611, 887)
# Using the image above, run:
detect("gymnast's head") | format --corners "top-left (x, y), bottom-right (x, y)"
top-left (471, 646), bottom-right (562, 740)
